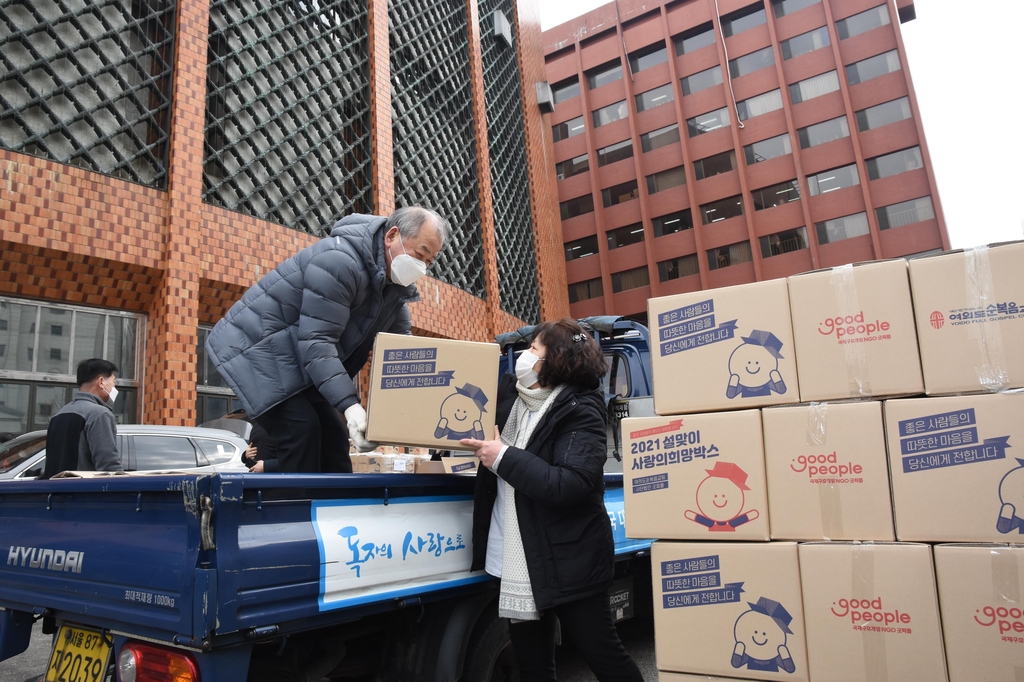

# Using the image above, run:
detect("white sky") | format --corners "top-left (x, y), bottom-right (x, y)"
top-left (539, 0), bottom-right (1024, 249)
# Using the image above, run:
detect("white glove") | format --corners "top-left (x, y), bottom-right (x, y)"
top-left (344, 404), bottom-right (378, 453)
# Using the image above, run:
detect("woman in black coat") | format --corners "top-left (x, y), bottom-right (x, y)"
top-left (461, 318), bottom-right (644, 682)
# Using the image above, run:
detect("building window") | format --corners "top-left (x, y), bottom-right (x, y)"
top-left (846, 50), bottom-right (901, 85)
top-left (694, 150), bottom-right (737, 180)
top-left (867, 147), bottom-right (923, 180)
top-left (564, 235), bottom-right (599, 261)
top-left (0, 320), bottom-right (6, 331)
top-left (553, 77), bottom-right (581, 103)
top-left (687, 107), bottom-right (731, 136)
top-left (653, 210), bottom-right (694, 237)
top-left (556, 154), bottom-right (590, 180)
top-left (789, 70), bottom-right (839, 104)
top-left (836, 5), bottom-right (890, 40)
top-left (553, 116), bottom-right (585, 142)
top-left (815, 212), bottom-right (870, 244)
top-left (682, 66), bottom-right (723, 96)
top-left (641, 124), bottom-right (681, 153)
top-left (722, 4), bottom-right (767, 37)
top-left (196, 325), bottom-right (245, 424)
top-left (635, 83), bottom-right (675, 112)
top-left (877, 196), bottom-right (935, 230)
top-left (49, 348), bottom-right (61, 361)
top-left (737, 89), bottom-right (783, 121)
top-left (560, 194), bottom-right (595, 219)
top-left (729, 46), bottom-right (775, 79)
top-left (593, 100), bottom-right (629, 127)
top-left (798, 116), bottom-right (850, 148)
top-left (607, 223), bottom-right (645, 249)
top-left (629, 43), bottom-right (668, 73)
top-left (0, 345), bottom-right (5, 356)
top-left (598, 140), bottom-right (634, 167)
top-left (658, 254), bottom-right (701, 281)
top-left (781, 26), bottom-right (830, 60)
top-left (771, 0), bottom-right (820, 18)
top-left (807, 164), bottom-right (860, 195)
top-left (855, 97), bottom-right (911, 132)
top-left (707, 241), bottom-right (753, 270)
top-left (568, 278), bottom-right (604, 303)
top-left (745, 133), bottom-right (792, 164)
top-left (701, 195), bottom-right (744, 224)
top-left (752, 180), bottom-right (800, 210)
top-left (674, 22), bottom-right (716, 55)
top-left (646, 166), bottom-right (687, 195)
top-left (586, 60), bottom-right (623, 89)
top-left (602, 180), bottom-right (640, 207)
top-left (611, 267), bottom-right (651, 293)
top-left (760, 227), bottom-right (808, 258)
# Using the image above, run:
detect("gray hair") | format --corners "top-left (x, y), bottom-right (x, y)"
top-left (386, 206), bottom-right (452, 246)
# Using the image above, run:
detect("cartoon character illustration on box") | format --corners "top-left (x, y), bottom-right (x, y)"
top-left (997, 458), bottom-right (1024, 534)
top-left (726, 330), bottom-right (787, 399)
top-left (731, 596), bottom-right (797, 674)
top-left (684, 461), bottom-right (760, 532)
top-left (434, 383), bottom-right (487, 441)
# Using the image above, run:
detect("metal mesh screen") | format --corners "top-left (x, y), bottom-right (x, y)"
top-left (204, 0), bottom-right (373, 235)
top-left (479, 0), bottom-right (539, 324)
top-left (389, 0), bottom-right (485, 297)
top-left (0, 0), bottom-right (175, 188)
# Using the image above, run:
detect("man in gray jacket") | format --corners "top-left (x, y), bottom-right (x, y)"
top-left (205, 207), bottom-right (449, 473)
top-left (41, 358), bottom-right (122, 479)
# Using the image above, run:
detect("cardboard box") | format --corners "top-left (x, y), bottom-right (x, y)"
top-left (648, 280), bottom-right (800, 415)
top-left (908, 241), bottom-right (1024, 395)
top-left (652, 541), bottom-right (808, 680)
top-left (933, 544), bottom-right (1024, 682)
top-left (798, 542), bottom-right (947, 682)
top-left (622, 411), bottom-right (769, 541)
top-left (659, 673), bottom-right (761, 681)
top-left (787, 260), bottom-right (923, 401)
top-left (885, 393), bottom-right (1024, 542)
top-left (365, 333), bottom-right (499, 450)
top-left (762, 402), bottom-right (894, 541)
top-left (414, 456), bottom-right (479, 475)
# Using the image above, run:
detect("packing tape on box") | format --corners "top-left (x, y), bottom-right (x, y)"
top-left (807, 402), bottom-right (843, 539)
top-left (965, 246), bottom-right (1011, 391)
top-left (990, 546), bottom-right (1021, 609)
top-left (830, 265), bottom-right (872, 398)
top-left (852, 542), bottom-right (889, 681)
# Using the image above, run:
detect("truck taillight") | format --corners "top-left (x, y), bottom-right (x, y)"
top-left (118, 641), bottom-right (200, 682)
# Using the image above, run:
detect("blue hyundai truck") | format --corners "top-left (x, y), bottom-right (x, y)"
top-left (0, 317), bottom-right (653, 682)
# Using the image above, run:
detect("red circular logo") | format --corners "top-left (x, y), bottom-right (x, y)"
top-left (929, 311), bottom-right (945, 329)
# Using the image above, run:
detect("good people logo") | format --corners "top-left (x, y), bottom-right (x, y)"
top-left (831, 597), bottom-right (911, 626)
top-left (790, 451), bottom-right (863, 478)
top-left (818, 311), bottom-right (891, 343)
top-left (974, 605), bottom-right (1024, 634)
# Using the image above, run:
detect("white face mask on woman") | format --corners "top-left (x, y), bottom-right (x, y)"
top-left (390, 237), bottom-right (428, 286)
top-left (515, 350), bottom-right (543, 387)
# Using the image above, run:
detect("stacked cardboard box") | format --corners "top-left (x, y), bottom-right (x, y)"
top-left (630, 242), bottom-right (1024, 681)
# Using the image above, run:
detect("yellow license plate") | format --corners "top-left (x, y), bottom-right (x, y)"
top-left (45, 624), bottom-right (111, 682)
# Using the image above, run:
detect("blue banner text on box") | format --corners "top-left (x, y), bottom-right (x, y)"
top-left (381, 372), bottom-right (455, 390)
top-left (663, 572), bottom-right (721, 593)
top-left (662, 583), bottom-right (745, 609)
top-left (660, 320), bottom-right (738, 357)
top-left (660, 314), bottom-right (716, 342)
top-left (383, 348), bottom-right (437, 362)
top-left (662, 554), bottom-right (720, 576)
top-left (632, 473), bottom-right (668, 494)
top-left (897, 409), bottom-right (976, 437)
top-left (900, 427), bottom-right (978, 455)
top-left (382, 362), bottom-right (436, 376)
top-left (902, 436), bottom-right (1010, 473)
top-left (658, 300), bottom-right (714, 328)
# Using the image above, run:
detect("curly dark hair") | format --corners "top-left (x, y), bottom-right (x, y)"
top-left (534, 318), bottom-right (608, 390)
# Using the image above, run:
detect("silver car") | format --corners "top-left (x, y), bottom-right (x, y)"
top-left (0, 425), bottom-right (250, 481)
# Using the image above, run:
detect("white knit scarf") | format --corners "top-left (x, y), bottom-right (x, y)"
top-left (496, 382), bottom-right (565, 621)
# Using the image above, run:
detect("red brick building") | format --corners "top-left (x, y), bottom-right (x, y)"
top-left (543, 0), bottom-right (948, 323)
top-left (0, 0), bottom-right (565, 437)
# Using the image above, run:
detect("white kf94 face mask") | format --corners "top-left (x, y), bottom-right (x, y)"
top-left (390, 237), bottom-right (428, 286)
top-left (515, 350), bottom-right (542, 387)
top-left (105, 379), bottom-right (119, 405)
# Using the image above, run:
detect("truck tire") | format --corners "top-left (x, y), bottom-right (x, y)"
top-left (461, 608), bottom-right (518, 682)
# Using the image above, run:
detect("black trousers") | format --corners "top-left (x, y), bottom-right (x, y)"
top-left (254, 386), bottom-right (352, 473)
top-left (508, 593), bottom-right (645, 682)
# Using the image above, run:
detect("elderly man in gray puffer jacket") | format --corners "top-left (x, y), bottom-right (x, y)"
top-left (205, 207), bottom-right (449, 473)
